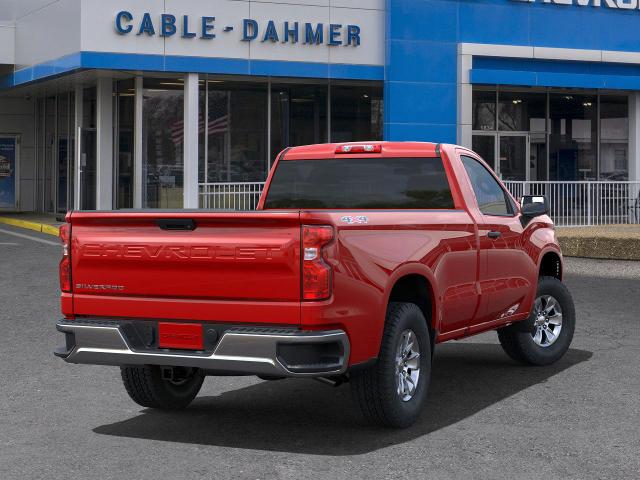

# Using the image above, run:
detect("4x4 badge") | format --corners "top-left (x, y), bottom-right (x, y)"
top-left (341, 215), bottom-right (368, 225)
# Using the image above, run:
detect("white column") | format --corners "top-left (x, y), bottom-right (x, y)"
top-left (183, 73), bottom-right (199, 209)
top-left (73, 85), bottom-right (83, 210)
top-left (629, 93), bottom-right (640, 182)
top-left (457, 47), bottom-right (473, 149)
top-left (133, 76), bottom-right (143, 208)
top-left (96, 77), bottom-right (113, 210)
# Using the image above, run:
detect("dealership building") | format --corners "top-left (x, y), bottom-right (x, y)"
top-left (0, 0), bottom-right (639, 214)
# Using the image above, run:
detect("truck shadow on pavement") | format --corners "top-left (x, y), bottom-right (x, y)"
top-left (94, 343), bottom-right (592, 455)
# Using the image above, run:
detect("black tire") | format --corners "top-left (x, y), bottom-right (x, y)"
top-left (498, 276), bottom-right (575, 366)
top-left (120, 365), bottom-right (204, 410)
top-left (351, 302), bottom-right (432, 428)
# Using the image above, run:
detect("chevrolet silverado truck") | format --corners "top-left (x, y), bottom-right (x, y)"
top-left (55, 142), bottom-right (575, 428)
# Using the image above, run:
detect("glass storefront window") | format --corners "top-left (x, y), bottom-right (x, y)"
top-left (472, 135), bottom-right (496, 169)
top-left (499, 135), bottom-right (528, 181)
top-left (472, 90), bottom-right (496, 131)
top-left (473, 87), bottom-right (631, 182)
top-left (498, 91), bottom-right (546, 132)
top-left (56, 93), bottom-right (72, 213)
top-left (530, 132), bottom-right (547, 181)
top-left (196, 79), bottom-right (382, 186)
top-left (600, 95), bottom-right (629, 180)
top-left (115, 79), bottom-right (135, 209)
top-left (205, 81), bottom-right (268, 183)
top-left (198, 80), bottom-right (206, 184)
top-left (32, 76), bottom-right (383, 213)
top-left (35, 92), bottom-right (74, 213)
top-left (80, 87), bottom-right (97, 210)
top-left (330, 84), bottom-right (383, 143)
top-left (142, 78), bottom-right (184, 208)
top-left (549, 93), bottom-right (598, 181)
top-left (473, 89), bottom-right (549, 181)
top-left (271, 83), bottom-right (328, 159)
top-left (44, 96), bottom-right (55, 212)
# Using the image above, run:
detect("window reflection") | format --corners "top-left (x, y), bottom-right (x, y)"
top-left (80, 87), bottom-right (97, 210)
top-left (549, 93), bottom-right (597, 181)
top-left (472, 88), bottom-right (630, 181)
top-left (472, 90), bottom-right (496, 131)
top-left (115, 79), bottom-right (135, 209)
top-left (142, 78), bottom-right (184, 208)
top-left (498, 91), bottom-right (546, 132)
top-left (56, 92), bottom-right (71, 213)
top-left (600, 95), bottom-right (629, 180)
top-left (205, 81), bottom-right (268, 183)
top-left (271, 83), bottom-right (328, 159)
top-left (194, 79), bottom-right (383, 185)
top-left (330, 84), bottom-right (383, 143)
top-left (472, 135), bottom-right (496, 170)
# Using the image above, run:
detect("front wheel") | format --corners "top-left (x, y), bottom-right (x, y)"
top-left (120, 365), bottom-right (204, 410)
top-left (498, 276), bottom-right (576, 366)
top-left (351, 302), bottom-right (432, 428)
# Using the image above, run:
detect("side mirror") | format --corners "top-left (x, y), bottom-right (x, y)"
top-left (520, 195), bottom-right (549, 223)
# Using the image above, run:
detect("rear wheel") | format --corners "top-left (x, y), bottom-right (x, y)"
top-left (120, 365), bottom-right (204, 410)
top-left (351, 302), bottom-right (431, 428)
top-left (498, 276), bottom-right (575, 366)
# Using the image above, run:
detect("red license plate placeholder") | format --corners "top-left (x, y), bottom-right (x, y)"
top-left (158, 322), bottom-right (203, 350)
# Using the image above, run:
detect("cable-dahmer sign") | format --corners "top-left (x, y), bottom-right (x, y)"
top-left (114, 11), bottom-right (362, 47)
top-left (512, 0), bottom-right (640, 8)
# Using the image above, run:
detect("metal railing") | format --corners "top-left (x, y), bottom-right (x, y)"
top-left (504, 181), bottom-right (640, 227)
top-left (199, 182), bottom-right (266, 210)
top-left (199, 180), bottom-right (640, 227)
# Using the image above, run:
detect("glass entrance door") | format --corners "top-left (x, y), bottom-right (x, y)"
top-left (498, 134), bottom-right (529, 181)
top-left (472, 135), bottom-right (496, 170)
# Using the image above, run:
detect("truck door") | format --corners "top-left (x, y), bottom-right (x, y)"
top-left (458, 154), bottom-right (537, 326)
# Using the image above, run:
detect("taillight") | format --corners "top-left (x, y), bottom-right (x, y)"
top-left (59, 223), bottom-right (71, 293)
top-left (302, 225), bottom-right (334, 301)
top-left (335, 144), bottom-right (382, 154)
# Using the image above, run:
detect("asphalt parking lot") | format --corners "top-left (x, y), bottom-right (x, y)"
top-left (1, 224), bottom-right (639, 480)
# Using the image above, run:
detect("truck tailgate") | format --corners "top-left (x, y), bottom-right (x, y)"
top-left (68, 211), bottom-right (301, 324)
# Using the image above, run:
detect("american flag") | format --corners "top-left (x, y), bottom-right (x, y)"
top-left (169, 111), bottom-right (230, 146)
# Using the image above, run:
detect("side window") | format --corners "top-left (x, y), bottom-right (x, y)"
top-left (460, 155), bottom-right (512, 216)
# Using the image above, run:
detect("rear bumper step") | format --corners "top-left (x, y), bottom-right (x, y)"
top-left (55, 320), bottom-right (350, 377)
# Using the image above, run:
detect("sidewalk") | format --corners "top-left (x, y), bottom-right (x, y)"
top-left (557, 225), bottom-right (640, 261)
top-left (0, 213), bottom-right (63, 236)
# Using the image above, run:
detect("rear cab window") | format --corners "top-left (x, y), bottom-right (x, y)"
top-left (264, 157), bottom-right (455, 210)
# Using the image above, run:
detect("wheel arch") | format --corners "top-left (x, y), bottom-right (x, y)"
top-left (384, 266), bottom-right (439, 348)
top-left (539, 249), bottom-right (563, 281)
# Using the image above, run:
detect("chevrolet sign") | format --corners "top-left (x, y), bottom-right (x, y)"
top-left (512, 0), bottom-right (640, 9)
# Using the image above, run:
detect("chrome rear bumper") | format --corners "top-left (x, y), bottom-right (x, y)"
top-left (55, 320), bottom-right (350, 377)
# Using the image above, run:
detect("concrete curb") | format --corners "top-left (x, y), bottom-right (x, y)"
top-left (0, 216), bottom-right (60, 236)
top-left (558, 236), bottom-right (640, 261)
top-left (557, 225), bottom-right (640, 261)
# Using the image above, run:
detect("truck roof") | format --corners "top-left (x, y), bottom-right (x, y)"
top-left (282, 141), bottom-right (445, 160)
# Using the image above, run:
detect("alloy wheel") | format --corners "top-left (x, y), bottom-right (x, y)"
top-left (532, 295), bottom-right (563, 348)
top-left (395, 329), bottom-right (421, 401)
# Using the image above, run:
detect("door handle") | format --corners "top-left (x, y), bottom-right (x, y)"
top-left (157, 219), bottom-right (197, 231)
top-left (488, 231), bottom-right (502, 239)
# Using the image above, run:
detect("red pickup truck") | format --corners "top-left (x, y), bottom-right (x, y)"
top-left (55, 142), bottom-right (575, 428)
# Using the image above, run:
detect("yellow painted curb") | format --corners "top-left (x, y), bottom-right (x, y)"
top-left (0, 216), bottom-right (60, 236)
top-left (41, 224), bottom-right (61, 236)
